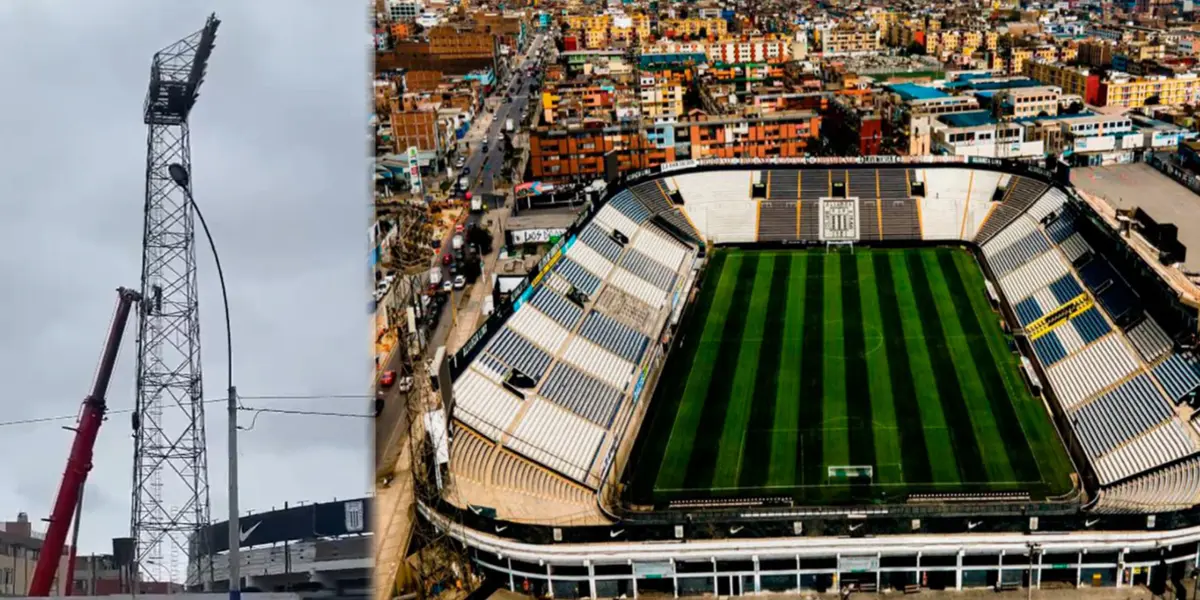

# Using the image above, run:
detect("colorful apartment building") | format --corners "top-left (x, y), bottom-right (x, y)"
top-left (706, 36), bottom-right (792, 64)
top-left (1098, 72), bottom-right (1200, 107)
top-left (820, 25), bottom-right (882, 55)
top-left (1024, 59), bottom-right (1103, 104)
top-left (660, 18), bottom-right (729, 40)
top-left (683, 110), bottom-right (822, 159)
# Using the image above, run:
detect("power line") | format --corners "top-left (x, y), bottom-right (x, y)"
top-left (0, 394), bottom-right (372, 429)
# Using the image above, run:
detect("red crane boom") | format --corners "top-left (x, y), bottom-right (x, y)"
top-left (28, 288), bottom-right (141, 596)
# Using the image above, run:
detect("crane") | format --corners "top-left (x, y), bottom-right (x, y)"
top-left (28, 288), bottom-right (142, 596)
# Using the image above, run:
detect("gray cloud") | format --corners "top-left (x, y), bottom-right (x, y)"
top-left (0, 0), bottom-right (370, 559)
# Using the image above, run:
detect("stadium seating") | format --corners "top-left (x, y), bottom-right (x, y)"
top-left (1093, 456), bottom-right (1200, 513)
top-left (974, 176), bottom-right (1050, 246)
top-left (451, 368), bottom-right (523, 440)
top-left (540, 362), bottom-right (625, 427)
top-left (757, 201), bottom-right (799, 242)
top-left (619, 248), bottom-right (678, 291)
top-left (880, 198), bottom-right (921, 240)
top-left (449, 163), bottom-right (1200, 511)
top-left (1128, 317), bottom-right (1174, 364)
top-left (506, 398), bottom-right (608, 483)
top-left (630, 226), bottom-right (690, 272)
top-left (669, 171), bottom-right (756, 244)
top-left (506, 302), bottom-right (573, 356)
top-left (800, 169), bottom-right (830, 200)
top-left (765, 170), bottom-right (800, 200)
top-left (917, 168), bottom-right (1000, 240)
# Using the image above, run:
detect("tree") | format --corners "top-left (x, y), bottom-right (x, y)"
top-left (906, 41), bottom-right (926, 56)
top-left (439, 180), bottom-right (452, 195)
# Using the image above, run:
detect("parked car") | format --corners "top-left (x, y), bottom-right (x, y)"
top-left (441, 280), bottom-right (453, 293)
top-left (455, 156), bottom-right (466, 168)
top-left (453, 275), bottom-right (466, 290)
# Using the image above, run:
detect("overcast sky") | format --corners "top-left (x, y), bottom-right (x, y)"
top-left (0, 0), bottom-right (370, 562)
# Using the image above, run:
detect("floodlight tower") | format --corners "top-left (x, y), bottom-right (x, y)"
top-left (131, 14), bottom-right (220, 589)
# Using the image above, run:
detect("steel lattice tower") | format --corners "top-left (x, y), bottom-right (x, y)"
top-left (131, 14), bottom-right (219, 588)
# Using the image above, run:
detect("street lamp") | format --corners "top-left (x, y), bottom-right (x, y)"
top-left (167, 163), bottom-right (239, 600)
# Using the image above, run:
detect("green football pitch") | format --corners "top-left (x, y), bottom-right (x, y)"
top-left (627, 247), bottom-right (1075, 505)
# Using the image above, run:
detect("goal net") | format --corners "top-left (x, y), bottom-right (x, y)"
top-left (828, 465), bottom-right (874, 483)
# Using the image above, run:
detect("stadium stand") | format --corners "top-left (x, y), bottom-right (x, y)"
top-left (766, 170), bottom-right (800, 200)
top-left (667, 171), bottom-right (755, 244)
top-left (757, 201), bottom-right (799, 242)
top-left (974, 176), bottom-right (1050, 245)
top-left (445, 185), bottom-right (699, 491)
top-left (447, 161), bottom-right (1200, 517)
top-left (917, 168), bottom-right (1000, 240)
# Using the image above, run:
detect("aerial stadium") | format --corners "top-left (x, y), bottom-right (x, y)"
top-left (419, 155), bottom-right (1200, 595)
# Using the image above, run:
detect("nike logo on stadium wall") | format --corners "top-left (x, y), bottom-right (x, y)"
top-left (848, 524), bottom-right (863, 532)
top-left (729, 526), bottom-right (745, 535)
top-left (1085, 519), bottom-right (1100, 527)
top-left (609, 529), bottom-right (625, 538)
top-left (239, 521), bottom-right (261, 543)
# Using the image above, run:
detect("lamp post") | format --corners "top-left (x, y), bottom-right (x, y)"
top-left (167, 163), bottom-right (238, 599)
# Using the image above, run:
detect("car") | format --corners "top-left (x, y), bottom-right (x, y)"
top-left (455, 223), bottom-right (465, 233)
top-left (374, 394), bottom-right (384, 417)
top-left (455, 156), bottom-right (466, 168)
top-left (398, 376), bottom-right (414, 392)
top-left (442, 280), bottom-right (453, 293)
top-left (453, 275), bottom-right (466, 290)
top-left (379, 370), bottom-right (396, 387)
top-left (442, 253), bottom-right (452, 265)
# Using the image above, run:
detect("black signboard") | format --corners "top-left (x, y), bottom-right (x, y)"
top-left (191, 497), bottom-right (371, 555)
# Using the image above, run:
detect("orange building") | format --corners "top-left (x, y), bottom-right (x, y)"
top-left (530, 126), bottom-right (675, 179)
top-left (684, 111), bottom-right (821, 159)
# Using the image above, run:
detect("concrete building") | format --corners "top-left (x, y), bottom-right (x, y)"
top-left (0, 513), bottom-right (72, 596)
top-left (1098, 71), bottom-right (1200, 107)
top-left (820, 25), bottom-right (882, 55)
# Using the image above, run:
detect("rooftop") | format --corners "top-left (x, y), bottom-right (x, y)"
top-left (940, 110), bottom-right (999, 127)
top-left (887, 82), bottom-right (950, 101)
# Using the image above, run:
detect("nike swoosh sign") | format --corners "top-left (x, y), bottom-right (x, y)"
top-left (239, 521), bottom-right (261, 543)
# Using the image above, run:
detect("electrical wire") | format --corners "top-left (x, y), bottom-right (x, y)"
top-left (0, 394), bottom-right (372, 429)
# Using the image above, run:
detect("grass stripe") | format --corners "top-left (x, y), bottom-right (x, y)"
top-left (952, 252), bottom-right (1074, 496)
top-left (822, 253), bottom-right (850, 475)
top-left (872, 253), bottom-right (935, 484)
top-left (633, 250), bottom-right (729, 498)
top-left (942, 250), bottom-right (1056, 487)
top-left (856, 253), bottom-right (904, 486)
top-left (741, 254), bottom-right (792, 489)
top-left (712, 255), bottom-right (776, 488)
top-left (654, 251), bottom-right (738, 492)
top-left (840, 252), bottom-right (876, 478)
top-left (905, 250), bottom-right (987, 486)
top-left (921, 250), bottom-right (1016, 486)
top-left (796, 252), bottom-right (826, 489)
top-left (682, 254), bottom-right (758, 490)
top-left (768, 254), bottom-right (807, 487)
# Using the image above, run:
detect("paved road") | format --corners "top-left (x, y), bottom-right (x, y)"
top-left (374, 33), bottom-right (548, 468)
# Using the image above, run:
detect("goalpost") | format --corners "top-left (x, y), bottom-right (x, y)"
top-left (825, 240), bottom-right (855, 253)
top-left (828, 465), bottom-right (873, 484)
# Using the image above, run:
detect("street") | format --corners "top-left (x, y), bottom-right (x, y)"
top-left (374, 33), bottom-right (547, 469)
